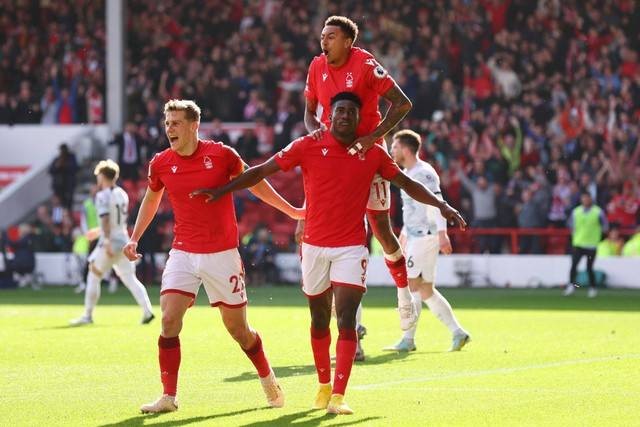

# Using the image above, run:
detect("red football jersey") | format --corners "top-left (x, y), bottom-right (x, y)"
top-left (304, 47), bottom-right (395, 138)
top-left (274, 133), bottom-right (401, 247)
top-left (148, 140), bottom-right (243, 253)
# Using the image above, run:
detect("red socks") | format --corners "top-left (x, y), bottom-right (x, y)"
top-left (310, 327), bottom-right (331, 384)
top-left (385, 256), bottom-right (408, 288)
top-left (333, 328), bottom-right (357, 395)
top-left (242, 332), bottom-right (272, 378)
top-left (158, 335), bottom-right (181, 396)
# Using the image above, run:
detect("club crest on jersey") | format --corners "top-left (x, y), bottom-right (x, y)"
top-left (203, 156), bottom-right (213, 169)
top-left (321, 148), bottom-right (328, 156)
top-left (346, 72), bottom-right (354, 88)
top-left (171, 165), bottom-right (177, 173)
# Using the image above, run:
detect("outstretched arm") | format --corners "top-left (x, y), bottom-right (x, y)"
top-left (190, 158), bottom-right (282, 203)
top-left (390, 171), bottom-right (466, 229)
top-left (348, 83), bottom-right (412, 153)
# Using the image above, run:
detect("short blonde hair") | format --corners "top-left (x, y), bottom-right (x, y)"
top-left (94, 159), bottom-right (120, 181)
top-left (164, 99), bottom-right (201, 122)
top-left (393, 129), bottom-right (422, 154)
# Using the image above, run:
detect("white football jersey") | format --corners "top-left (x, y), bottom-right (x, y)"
top-left (401, 160), bottom-right (444, 237)
top-left (95, 186), bottom-right (130, 242)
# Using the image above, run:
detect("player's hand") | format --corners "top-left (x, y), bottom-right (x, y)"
top-left (294, 219), bottom-right (305, 244)
top-left (289, 207), bottom-right (306, 220)
top-left (438, 230), bottom-right (452, 255)
top-left (439, 201), bottom-right (467, 230)
top-left (85, 227), bottom-right (100, 242)
top-left (189, 188), bottom-right (222, 203)
top-left (310, 123), bottom-right (327, 140)
top-left (123, 240), bottom-right (142, 261)
top-left (348, 134), bottom-right (377, 155)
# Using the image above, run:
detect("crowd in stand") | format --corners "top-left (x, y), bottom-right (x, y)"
top-left (0, 1), bottom-right (106, 124)
top-left (2, 0), bottom-right (640, 255)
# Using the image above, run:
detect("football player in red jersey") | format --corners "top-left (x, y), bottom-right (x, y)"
top-left (301, 15), bottom-right (416, 352)
top-left (123, 100), bottom-right (304, 414)
top-left (191, 92), bottom-right (465, 415)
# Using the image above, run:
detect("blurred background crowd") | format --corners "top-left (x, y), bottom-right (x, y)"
top-left (1, 0), bottom-right (638, 269)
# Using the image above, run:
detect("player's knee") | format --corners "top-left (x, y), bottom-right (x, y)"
top-left (422, 282), bottom-right (435, 299)
top-left (335, 310), bottom-right (357, 330)
top-left (310, 311), bottom-right (331, 330)
top-left (226, 322), bottom-right (251, 345)
top-left (161, 312), bottom-right (182, 336)
top-left (89, 263), bottom-right (103, 277)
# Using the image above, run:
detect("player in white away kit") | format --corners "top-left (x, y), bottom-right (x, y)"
top-left (70, 159), bottom-right (154, 326)
top-left (385, 130), bottom-right (470, 351)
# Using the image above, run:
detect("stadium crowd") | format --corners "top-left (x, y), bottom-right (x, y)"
top-left (0, 1), bottom-right (106, 124)
top-left (2, 0), bottom-right (639, 255)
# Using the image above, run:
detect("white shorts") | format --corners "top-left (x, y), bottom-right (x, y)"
top-left (366, 174), bottom-right (391, 211)
top-left (161, 248), bottom-right (247, 308)
top-left (300, 243), bottom-right (369, 297)
top-left (405, 235), bottom-right (439, 282)
top-left (88, 239), bottom-right (135, 278)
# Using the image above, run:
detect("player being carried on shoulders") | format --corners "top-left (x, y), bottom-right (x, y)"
top-left (301, 16), bottom-right (416, 358)
top-left (192, 92), bottom-right (466, 415)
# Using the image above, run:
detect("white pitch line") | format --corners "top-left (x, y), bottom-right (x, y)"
top-left (352, 354), bottom-right (640, 391)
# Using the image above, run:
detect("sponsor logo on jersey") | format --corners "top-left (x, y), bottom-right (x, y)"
top-left (171, 165), bottom-right (177, 173)
top-left (322, 73), bottom-right (328, 82)
top-left (321, 148), bottom-right (328, 156)
top-left (346, 72), bottom-right (354, 88)
top-left (203, 156), bottom-right (213, 169)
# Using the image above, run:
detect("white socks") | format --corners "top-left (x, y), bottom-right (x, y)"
top-left (404, 290), bottom-right (465, 339)
top-left (403, 292), bottom-right (423, 340)
top-left (356, 303), bottom-right (362, 329)
top-left (119, 273), bottom-right (154, 316)
top-left (84, 271), bottom-right (101, 318)
top-left (425, 290), bottom-right (462, 334)
top-left (397, 286), bottom-right (412, 304)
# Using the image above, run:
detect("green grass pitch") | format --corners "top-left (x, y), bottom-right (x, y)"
top-left (2, 285), bottom-right (640, 426)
